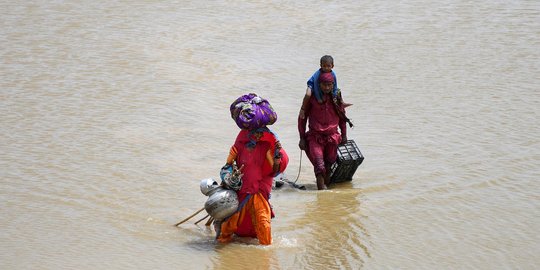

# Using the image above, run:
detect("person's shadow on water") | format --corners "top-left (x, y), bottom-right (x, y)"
top-left (291, 181), bottom-right (371, 269)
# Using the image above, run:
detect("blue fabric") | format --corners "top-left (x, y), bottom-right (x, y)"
top-left (307, 69), bottom-right (338, 103)
top-left (222, 194), bottom-right (252, 222)
top-left (220, 164), bottom-right (233, 181)
top-left (236, 194), bottom-right (252, 212)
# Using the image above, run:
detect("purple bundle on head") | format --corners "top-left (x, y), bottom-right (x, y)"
top-left (230, 93), bottom-right (277, 130)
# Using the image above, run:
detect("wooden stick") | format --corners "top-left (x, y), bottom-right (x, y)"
top-left (194, 214), bottom-right (210, 225)
top-left (205, 216), bottom-right (215, 227)
top-left (174, 207), bottom-right (205, 227)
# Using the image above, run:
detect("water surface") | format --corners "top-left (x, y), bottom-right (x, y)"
top-left (1, 1), bottom-right (539, 269)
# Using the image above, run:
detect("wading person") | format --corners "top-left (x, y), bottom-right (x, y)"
top-left (298, 72), bottom-right (352, 190)
top-left (216, 94), bottom-right (288, 245)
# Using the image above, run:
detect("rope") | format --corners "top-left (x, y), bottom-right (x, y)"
top-left (293, 150), bottom-right (303, 184)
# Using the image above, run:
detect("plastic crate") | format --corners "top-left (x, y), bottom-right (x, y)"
top-left (329, 140), bottom-right (364, 183)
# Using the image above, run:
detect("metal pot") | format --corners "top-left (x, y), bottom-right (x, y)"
top-left (204, 187), bottom-right (239, 220)
top-left (200, 178), bottom-right (220, 196)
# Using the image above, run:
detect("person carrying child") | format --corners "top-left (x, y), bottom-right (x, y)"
top-left (298, 69), bottom-right (353, 190)
top-left (300, 55), bottom-right (347, 119)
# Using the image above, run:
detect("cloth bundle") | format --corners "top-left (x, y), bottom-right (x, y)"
top-left (230, 93), bottom-right (277, 130)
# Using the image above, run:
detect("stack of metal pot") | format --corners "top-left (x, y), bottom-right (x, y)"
top-left (199, 178), bottom-right (238, 220)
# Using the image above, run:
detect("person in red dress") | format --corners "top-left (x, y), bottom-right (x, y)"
top-left (298, 72), bottom-right (352, 190)
top-left (217, 128), bottom-right (288, 245)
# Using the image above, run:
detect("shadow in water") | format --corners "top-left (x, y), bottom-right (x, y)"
top-left (180, 181), bottom-right (370, 270)
top-left (210, 241), bottom-right (279, 270)
top-left (181, 214), bottom-right (280, 269)
top-left (293, 183), bottom-right (371, 269)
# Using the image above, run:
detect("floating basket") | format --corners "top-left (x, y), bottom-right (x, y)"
top-left (329, 140), bottom-right (364, 183)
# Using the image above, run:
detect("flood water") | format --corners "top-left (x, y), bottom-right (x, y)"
top-left (1, 1), bottom-right (539, 269)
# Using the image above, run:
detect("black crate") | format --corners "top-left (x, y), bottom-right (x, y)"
top-left (329, 140), bottom-right (364, 183)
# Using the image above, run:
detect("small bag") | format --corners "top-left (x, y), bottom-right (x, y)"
top-left (220, 164), bottom-right (242, 191)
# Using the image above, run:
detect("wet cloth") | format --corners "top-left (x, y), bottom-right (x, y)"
top-left (298, 94), bottom-right (346, 175)
top-left (298, 94), bottom-right (346, 139)
top-left (226, 129), bottom-right (285, 198)
top-left (217, 193), bottom-right (272, 244)
top-left (307, 69), bottom-right (338, 103)
top-left (306, 132), bottom-right (339, 175)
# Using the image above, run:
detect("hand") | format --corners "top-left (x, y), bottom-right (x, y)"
top-left (299, 109), bottom-right (306, 119)
top-left (273, 157), bottom-right (281, 166)
top-left (340, 135), bottom-right (347, 145)
top-left (298, 138), bottom-right (306, 150)
top-left (275, 141), bottom-right (282, 150)
top-left (232, 164), bottom-right (244, 179)
top-left (272, 157), bottom-right (282, 175)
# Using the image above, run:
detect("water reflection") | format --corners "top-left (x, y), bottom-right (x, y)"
top-left (294, 184), bottom-right (370, 269)
top-left (180, 216), bottom-right (280, 269)
top-left (211, 242), bottom-right (279, 270)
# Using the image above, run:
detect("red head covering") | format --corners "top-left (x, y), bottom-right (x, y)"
top-left (319, 72), bottom-right (334, 83)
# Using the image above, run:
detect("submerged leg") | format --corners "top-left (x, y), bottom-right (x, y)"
top-left (216, 209), bottom-right (245, 244)
top-left (324, 163), bottom-right (332, 186)
top-left (323, 140), bottom-right (338, 187)
top-left (316, 174), bottom-right (327, 190)
top-left (306, 138), bottom-right (327, 190)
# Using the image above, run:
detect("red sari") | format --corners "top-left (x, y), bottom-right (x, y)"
top-left (217, 129), bottom-right (288, 244)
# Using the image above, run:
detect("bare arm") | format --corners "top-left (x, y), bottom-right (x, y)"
top-left (299, 87), bottom-right (312, 119)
